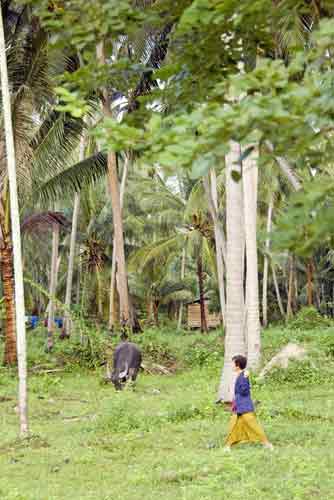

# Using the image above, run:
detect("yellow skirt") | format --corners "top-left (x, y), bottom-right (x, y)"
top-left (226, 412), bottom-right (268, 446)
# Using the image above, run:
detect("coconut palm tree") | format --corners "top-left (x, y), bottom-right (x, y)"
top-left (262, 193), bottom-right (274, 327)
top-left (128, 173), bottom-right (217, 331)
top-left (218, 142), bottom-right (246, 402)
top-left (204, 168), bottom-right (226, 324)
top-left (0, 188), bottom-right (16, 364)
top-left (109, 154), bottom-right (130, 330)
top-left (243, 148), bottom-right (261, 370)
top-left (63, 135), bottom-right (86, 338)
top-left (0, 8), bottom-right (86, 363)
top-left (0, 0), bottom-right (28, 435)
top-left (129, 257), bottom-right (193, 327)
top-left (0, 5), bottom-right (89, 363)
top-left (46, 208), bottom-right (60, 351)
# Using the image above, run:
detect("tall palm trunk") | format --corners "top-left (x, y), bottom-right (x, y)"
top-left (45, 234), bottom-right (69, 316)
top-left (108, 241), bottom-right (117, 331)
top-left (97, 42), bottom-right (130, 328)
top-left (153, 300), bottom-right (159, 326)
top-left (76, 252), bottom-right (81, 306)
top-left (204, 169), bottom-right (226, 324)
top-left (81, 266), bottom-right (88, 313)
top-left (314, 269), bottom-right (321, 310)
top-left (63, 192), bottom-right (80, 337)
top-left (177, 248), bottom-right (186, 330)
top-left (1, 234), bottom-right (16, 364)
top-left (107, 155), bottom-right (129, 326)
top-left (0, 7), bottom-right (28, 435)
top-left (271, 262), bottom-right (285, 319)
top-left (63, 131), bottom-right (83, 337)
top-left (146, 299), bottom-right (152, 323)
top-left (294, 269), bottom-right (298, 312)
top-left (96, 268), bottom-right (103, 319)
top-left (109, 156), bottom-right (128, 330)
top-left (218, 143), bottom-right (246, 402)
top-left (306, 258), bottom-right (314, 307)
top-left (243, 148), bottom-right (261, 370)
top-left (287, 255), bottom-right (295, 319)
top-left (197, 255), bottom-right (208, 333)
top-left (262, 195), bottom-right (274, 327)
top-left (266, 141), bottom-right (302, 316)
top-left (147, 297), bottom-right (154, 325)
top-left (47, 221), bottom-right (59, 351)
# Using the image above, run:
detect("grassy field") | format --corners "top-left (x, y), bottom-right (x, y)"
top-left (1, 326), bottom-right (334, 500)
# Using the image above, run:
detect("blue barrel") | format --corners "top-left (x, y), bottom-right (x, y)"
top-left (30, 315), bottom-right (39, 329)
top-left (54, 317), bottom-right (63, 329)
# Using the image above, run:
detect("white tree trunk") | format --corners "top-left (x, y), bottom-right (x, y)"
top-left (76, 252), bottom-right (81, 306)
top-left (262, 195), bottom-right (274, 327)
top-left (108, 237), bottom-right (118, 331)
top-left (287, 255), bottom-right (295, 318)
top-left (177, 248), bottom-right (186, 330)
top-left (243, 148), bottom-right (261, 370)
top-left (96, 268), bottom-right (103, 319)
top-left (47, 220), bottom-right (59, 351)
top-left (45, 234), bottom-right (68, 315)
top-left (0, 9), bottom-right (28, 436)
top-left (204, 169), bottom-right (226, 324)
top-left (64, 137), bottom-right (84, 336)
top-left (271, 262), bottom-right (285, 318)
top-left (108, 156), bottom-right (129, 330)
top-left (63, 192), bottom-right (80, 335)
top-left (218, 142), bottom-right (246, 402)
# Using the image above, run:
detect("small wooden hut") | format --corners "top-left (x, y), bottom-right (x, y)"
top-left (187, 299), bottom-right (221, 329)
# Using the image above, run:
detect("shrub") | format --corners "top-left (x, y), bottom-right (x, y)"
top-left (287, 307), bottom-right (332, 330)
top-left (137, 337), bottom-right (177, 366)
top-left (184, 341), bottom-right (223, 367)
top-left (54, 328), bottom-right (110, 369)
top-left (264, 359), bottom-right (327, 387)
top-left (136, 329), bottom-right (224, 369)
top-left (318, 333), bottom-right (334, 358)
top-left (30, 374), bottom-right (64, 395)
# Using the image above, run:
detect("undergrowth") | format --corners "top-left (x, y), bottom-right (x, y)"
top-left (286, 306), bottom-right (332, 330)
top-left (16, 325), bottom-right (225, 373)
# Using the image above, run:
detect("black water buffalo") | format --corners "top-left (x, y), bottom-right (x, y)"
top-left (111, 341), bottom-right (142, 390)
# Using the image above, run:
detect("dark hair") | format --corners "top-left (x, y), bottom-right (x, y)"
top-left (232, 355), bottom-right (247, 370)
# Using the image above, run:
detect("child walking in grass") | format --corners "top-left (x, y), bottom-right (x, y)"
top-left (224, 355), bottom-right (273, 451)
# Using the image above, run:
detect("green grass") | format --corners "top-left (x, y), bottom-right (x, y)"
top-left (0, 327), bottom-right (334, 499)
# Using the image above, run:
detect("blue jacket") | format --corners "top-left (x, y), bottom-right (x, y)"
top-left (234, 372), bottom-right (254, 415)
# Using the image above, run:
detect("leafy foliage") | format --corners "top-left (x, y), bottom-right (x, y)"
top-left (287, 306), bottom-right (332, 331)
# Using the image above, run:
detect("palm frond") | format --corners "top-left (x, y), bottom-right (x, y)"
top-left (202, 237), bottom-right (216, 275)
top-left (34, 153), bottom-right (108, 203)
top-left (273, 1), bottom-right (316, 56)
top-left (124, 214), bottom-right (149, 235)
top-left (140, 189), bottom-right (184, 213)
top-left (30, 112), bottom-right (84, 185)
top-left (185, 228), bottom-right (202, 257)
top-left (184, 180), bottom-right (206, 220)
top-left (130, 21), bottom-right (173, 103)
top-left (129, 235), bottom-right (181, 272)
top-left (160, 289), bottom-right (193, 304)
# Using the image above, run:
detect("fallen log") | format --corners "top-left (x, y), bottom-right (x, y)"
top-left (31, 368), bottom-right (65, 375)
top-left (0, 396), bottom-right (13, 403)
top-left (141, 362), bottom-right (172, 375)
